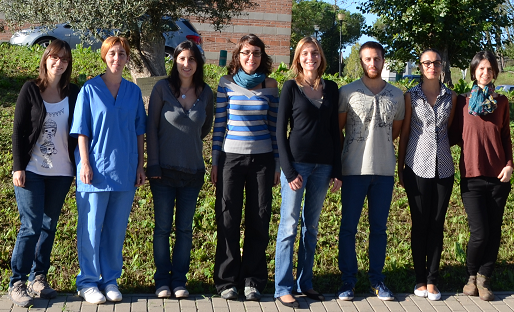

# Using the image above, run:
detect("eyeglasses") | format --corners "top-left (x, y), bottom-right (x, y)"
top-left (240, 50), bottom-right (262, 57)
top-left (48, 54), bottom-right (70, 63)
top-left (421, 60), bottom-right (442, 68)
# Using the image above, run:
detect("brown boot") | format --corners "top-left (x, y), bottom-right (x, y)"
top-left (463, 275), bottom-right (478, 296)
top-left (476, 273), bottom-right (494, 301)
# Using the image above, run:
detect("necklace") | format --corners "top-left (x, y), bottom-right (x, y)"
top-left (304, 80), bottom-right (316, 91)
top-left (180, 86), bottom-right (193, 99)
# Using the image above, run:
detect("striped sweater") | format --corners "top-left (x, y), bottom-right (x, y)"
top-left (212, 76), bottom-right (279, 171)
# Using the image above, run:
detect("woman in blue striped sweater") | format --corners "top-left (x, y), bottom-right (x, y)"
top-left (210, 34), bottom-right (280, 301)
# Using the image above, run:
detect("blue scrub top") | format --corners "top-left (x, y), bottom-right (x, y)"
top-left (71, 75), bottom-right (147, 192)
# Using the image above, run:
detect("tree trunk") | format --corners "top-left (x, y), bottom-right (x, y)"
top-left (127, 29), bottom-right (167, 81)
top-left (440, 47), bottom-right (453, 87)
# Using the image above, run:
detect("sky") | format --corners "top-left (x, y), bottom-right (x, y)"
top-left (338, 0), bottom-right (377, 57)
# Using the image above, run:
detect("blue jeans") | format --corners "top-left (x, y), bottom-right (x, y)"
top-left (150, 179), bottom-right (202, 289)
top-left (338, 175), bottom-right (394, 286)
top-left (10, 171), bottom-right (73, 287)
top-left (274, 163), bottom-right (332, 298)
top-left (75, 190), bottom-right (135, 291)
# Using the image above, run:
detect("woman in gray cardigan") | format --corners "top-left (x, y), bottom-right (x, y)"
top-left (146, 40), bottom-right (214, 299)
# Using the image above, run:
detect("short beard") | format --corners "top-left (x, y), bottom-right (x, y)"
top-left (363, 67), bottom-right (381, 79)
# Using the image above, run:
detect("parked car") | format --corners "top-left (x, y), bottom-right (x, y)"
top-left (9, 18), bottom-right (203, 59)
top-left (403, 74), bottom-right (421, 82)
top-left (495, 85), bottom-right (514, 93)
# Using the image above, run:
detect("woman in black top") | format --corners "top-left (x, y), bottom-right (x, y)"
top-left (274, 36), bottom-right (342, 308)
top-left (10, 39), bottom-right (79, 308)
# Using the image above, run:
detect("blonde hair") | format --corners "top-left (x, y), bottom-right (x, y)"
top-left (291, 37), bottom-right (326, 89)
top-left (100, 36), bottom-right (130, 62)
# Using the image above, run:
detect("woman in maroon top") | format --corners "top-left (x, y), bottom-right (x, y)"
top-left (451, 51), bottom-right (513, 301)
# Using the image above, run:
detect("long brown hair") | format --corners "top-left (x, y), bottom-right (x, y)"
top-left (291, 37), bottom-right (326, 89)
top-left (227, 34), bottom-right (272, 76)
top-left (35, 39), bottom-right (73, 98)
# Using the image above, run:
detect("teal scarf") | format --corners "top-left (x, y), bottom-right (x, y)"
top-left (233, 69), bottom-right (266, 89)
top-left (468, 83), bottom-right (497, 116)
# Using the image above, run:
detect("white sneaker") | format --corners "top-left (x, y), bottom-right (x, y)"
top-left (105, 284), bottom-right (122, 302)
top-left (155, 286), bottom-right (171, 298)
top-left (428, 291), bottom-right (441, 301)
top-left (78, 287), bottom-right (106, 304)
top-left (173, 286), bottom-right (189, 298)
top-left (414, 285), bottom-right (428, 298)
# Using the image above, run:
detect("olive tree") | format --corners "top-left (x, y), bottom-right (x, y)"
top-left (0, 0), bottom-right (255, 78)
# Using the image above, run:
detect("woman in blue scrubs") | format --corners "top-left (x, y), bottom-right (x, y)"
top-left (70, 36), bottom-right (146, 304)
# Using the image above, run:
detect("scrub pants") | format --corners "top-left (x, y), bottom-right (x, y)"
top-left (213, 152), bottom-right (275, 293)
top-left (75, 190), bottom-right (136, 291)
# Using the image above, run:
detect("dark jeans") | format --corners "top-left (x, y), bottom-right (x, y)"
top-left (10, 171), bottom-right (73, 287)
top-left (214, 152), bottom-right (274, 293)
top-left (403, 166), bottom-right (453, 285)
top-left (461, 177), bottom-right (511, 277)
top-left (150, 179), bottom-right (202, 289)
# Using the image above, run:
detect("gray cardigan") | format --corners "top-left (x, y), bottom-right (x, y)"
top-left (146, 79), bottom-right (214, 178)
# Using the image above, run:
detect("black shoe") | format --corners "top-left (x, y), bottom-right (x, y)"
top-left (302, 289), bottom-right (325, 301)
top-left (277, 296), bottom-right (299, 308)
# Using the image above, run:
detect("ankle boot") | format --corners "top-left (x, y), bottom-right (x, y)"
top-left (476, 273), bottom-right (494, 301)
top-left (463, 275), bottom-right (478, 296)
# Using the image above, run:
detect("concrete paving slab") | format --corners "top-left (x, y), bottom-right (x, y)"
top-left (336, 298), bottom-right (359, 312)
top-left (353, 296), bottom-right (374, 312)
top-left (323, 296), bottom-right (344, 312)
top-left (195, 296), bottom-right (214, 312)
top-left (177, 297), bottom-right (198, 312)
top-left (259, 295), bottom-right (279, 312)
top-left (114, 296), bottom-right (132, 312)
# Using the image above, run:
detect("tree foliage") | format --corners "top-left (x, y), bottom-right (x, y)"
top-left (342, 42), bottom-right (363, 80)
top-left (0, 0), bottom-right (256, 78)
top-left (362, 0), bottom-right (510, 86)
top-left (291, 0), bottom-right (364, 74)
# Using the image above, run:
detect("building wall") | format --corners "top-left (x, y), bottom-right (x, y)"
top-left (0, 12), bottom-right (11, 42)
top-left (190, 0), bottom-right (292, 66)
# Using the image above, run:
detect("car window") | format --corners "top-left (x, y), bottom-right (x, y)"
top-left (162, 20), bottom-right (179, 32)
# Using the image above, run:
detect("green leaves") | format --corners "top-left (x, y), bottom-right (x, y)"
top-left (362, 0), bottom-right (509, 86)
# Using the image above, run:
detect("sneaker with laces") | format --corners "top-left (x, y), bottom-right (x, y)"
top-left (78, 286), bottom-right (106, 304)
top-left (370, 282), bottom-right (394, 301)
top-left (155, 285), bottom-right (171, 298)
top-left (28, 274), bottom-right (57, 299)
top-left (173, 286), bottom-right (189, 298)
top-left (104, 284), bottom-right (122, 302)
top-left (244, 286), bottom-right (261, 301)
top-left (220, 286), bottom-right (238, 300)
top-left (337, 283), bottom-right (355, 301)
top-left (8, 281), bottom-right (33, 308)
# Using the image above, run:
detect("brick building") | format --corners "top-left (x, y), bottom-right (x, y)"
top-left (190, 0), bottom-right (292, 66)
top-left (0, 0), bottom-right (292, 65)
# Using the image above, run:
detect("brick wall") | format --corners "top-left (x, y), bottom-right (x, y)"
top-left (189, 0), bottom-right (292, 66)
top-left (0, 12), bottom-right (11, 42)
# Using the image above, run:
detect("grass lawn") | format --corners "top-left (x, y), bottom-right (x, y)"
top-left (0, 43), bottom-right (513, 295)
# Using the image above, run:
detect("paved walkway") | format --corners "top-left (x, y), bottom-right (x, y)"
top-left (2, 292), bottom-right (514, 312)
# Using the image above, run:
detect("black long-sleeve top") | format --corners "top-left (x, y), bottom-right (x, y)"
top-left (12, 81), bottom-right (80, 172)
top-left (277, 79), bottom-right (342, 182)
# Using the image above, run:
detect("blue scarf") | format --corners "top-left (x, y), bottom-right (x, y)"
top-left (233, 69), bottom-right (266, 89)
top-left (468, 83), bottom-right (497, 116)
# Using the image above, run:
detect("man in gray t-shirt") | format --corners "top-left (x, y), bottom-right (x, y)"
top-left (336, 42), bottom-right (405, 302)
